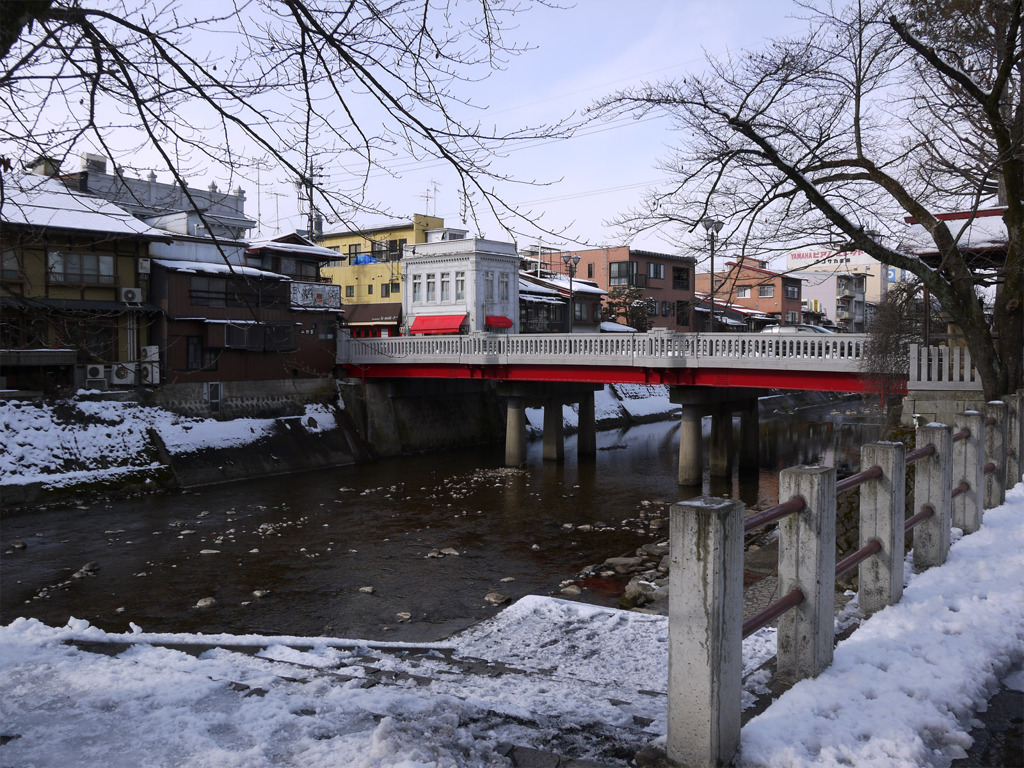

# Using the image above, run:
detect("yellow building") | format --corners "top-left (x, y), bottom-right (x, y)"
top-left (318, 214), bottom-right (443, 304)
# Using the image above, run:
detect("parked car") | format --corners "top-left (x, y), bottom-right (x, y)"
top-left (760, 324), bottom-right (837, 334)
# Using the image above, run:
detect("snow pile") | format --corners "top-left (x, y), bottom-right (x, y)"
top-left (0, 396), bottom-right (340, 488)
top-left (525, 383), bottom-right (679, 434)
top-left (2, 485), bottom-right (1022, 766)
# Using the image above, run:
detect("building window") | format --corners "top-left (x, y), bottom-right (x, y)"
top-left (736, 286), bottom-right (751, 298)
top-left (345, 285), bottom-right (355, 298)
top-left (48, 251), bottom-right (115, 284)
top-left (484, 271), bottom-right (494, 301)
top-left (646, 298), bottom-right (658, 316)
top-left (759, 285), bottom-right (775, 298)
top-left (372, 240), bottom-right (387, 257)
top-left (2, 249), bottom-right (20, 280)
top-left (412, 275), bottom-right (422, 302)
top-left (587, 263), bottom-right (594, 279)
top-left (388, 238), bottom-right (407, 260)
top-left (785, 284), bottom-right (800, 299)
top-left (675, 301), bottom-right (691, 327)
top-left (455, 271), bottom-right (465, 300)
top-left (381, 283), bottom-right (390, 298)
top-left (426, 273), bottom-right (436, 302)
top-left (592, 303), bottom-right (601, 322)
top-left (610, 261), bottom-right (637, 287)
top-left (348, 244), bottom-right (360, 257)
top-left (391, 281), bottom-right (401, 294)
top-left (786, 311), bottom-right (800, 323)
top-left (366, 284), bottom-right (373, 295)
top-left (441, 272), bottom-right (451, 302)
top-left (647, 262), bottom-right (664, 280)
top-left (661, 301), bottom-right (672, 316)
top-left (672, 267), bottom-right (690, 290)
top-left (499, 273), bottom-right (509, 301)
top-left (574, 302), bottom-right (585, 321)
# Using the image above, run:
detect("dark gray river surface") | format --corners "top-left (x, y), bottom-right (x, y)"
top-left (1, 400), bottom-right (881, 643)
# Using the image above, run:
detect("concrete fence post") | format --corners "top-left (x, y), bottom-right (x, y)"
top-left (953, 411), bottom-right (985, 534)
top-left (776, 465), bottom-right (837, 683)
top-left (1005, 392), bottom-right (1022, 488)
top-left (667, 496), bottom-right (744, 768)
top-left (912, 423), bottom-right (953, 571)
top-left (984, 401), bottom-right (1007, 510)
top-left (858, 442), bottom-right (906, 616)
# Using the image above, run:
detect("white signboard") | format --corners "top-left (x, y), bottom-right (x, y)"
top-left (290, 282), bottom-right (342, 309)
top-left (787, 248), bottom-right (876, 271)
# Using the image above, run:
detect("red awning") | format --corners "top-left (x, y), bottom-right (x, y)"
top-left (409, 314), bottom-right (467, 335)
top-left (485, 315), bottom-right (513, 329)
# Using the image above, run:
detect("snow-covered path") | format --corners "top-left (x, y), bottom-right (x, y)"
top-left (3, 482), bottom-right (1023, 767)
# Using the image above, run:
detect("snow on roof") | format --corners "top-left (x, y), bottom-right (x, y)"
top-left (902, 208), bottom-right (1008, 255)
top-left (152, 259), bottom-right (288, 280)
top-left (518, 277), bottom-right (562, 296)
top-left (523, 272), bottom-right (606, 296)
top-left (1, 175), bottom-right (171, 240)
top-left (600, 320), bottom-right (637, 332)
top-left (247, 239), bottom-right (340, 259)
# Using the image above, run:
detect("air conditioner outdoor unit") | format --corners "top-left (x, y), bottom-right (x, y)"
top-left (139, 362), bottom-right (160, 385)
top-left (85, 364), bottom-right (105, 380)
top-left (137, 258), bottom-right (151, 274)
top-left (141, 345), bottom-right (159, 361)
top-left (119, 286), bottom-right (143, 303)
top-left (111, 362), bottom-right (137, 385)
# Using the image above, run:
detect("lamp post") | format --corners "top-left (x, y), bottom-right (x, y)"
top-left (562, 252), bottom-right (581, 333)
top-left (702, 217), bottom-right (724, 330)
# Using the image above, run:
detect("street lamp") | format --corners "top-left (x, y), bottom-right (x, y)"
top-left (562, 252), bottom-right (581, 333)
top-left (702, 217), bottom-right (724, 330)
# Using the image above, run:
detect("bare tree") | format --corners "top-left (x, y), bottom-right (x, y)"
top-left (590, 0), bottom-right (1023, 400)
top-left (0, 0), bottom-right (567, 237)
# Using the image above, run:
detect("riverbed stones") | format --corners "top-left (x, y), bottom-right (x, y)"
top-left (359, 586), bottom-right (375, 594)
top-left (195, 597), bottom-right (216, 608)
top-left (484, 592), bottom-right (509, 605)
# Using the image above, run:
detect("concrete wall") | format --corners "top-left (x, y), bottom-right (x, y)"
top-left (151, 378), bottom-right (339, 419)
top-left (339, 378), bottom-right (506, 457)
top-left (901, 389), bottom-right (987, 427)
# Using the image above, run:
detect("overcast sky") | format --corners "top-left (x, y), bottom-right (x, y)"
top-left (240, 0), bottom-right (809, 253)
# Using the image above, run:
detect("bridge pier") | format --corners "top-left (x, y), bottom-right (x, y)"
top-left (505, 396), bottom-right (527, 466)
top-left (498, 382), bottom-right (601, 467)
top-left (672, 388), bottom-right (769, 487)
top-left (542, 401), bottom-right (565, 462)
top-left (710, 405), bottom-right (735, 478)
top-left (578, 390), bottom-right (596, 457)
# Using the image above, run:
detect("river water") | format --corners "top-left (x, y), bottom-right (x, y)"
top-left (1, 399), bottom-right (880, 643)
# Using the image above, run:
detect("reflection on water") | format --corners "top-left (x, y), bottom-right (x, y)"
top-left (0, 399), bottom-right (881, 642)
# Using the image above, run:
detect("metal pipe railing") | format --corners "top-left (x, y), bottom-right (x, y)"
top-left (904, 504), bottom-right (935, 532)
top-left (742, 587), bottom-right (805, 639)
top-left (743, 496), bottom-right (806, 534)
top-left (905, 443), bottom-right (936, 464)
top-left (836, 464), bottom-right (883, 494)
top-left (835, 539), bottom-right (882, 580)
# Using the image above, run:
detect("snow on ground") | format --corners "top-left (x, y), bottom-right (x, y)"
top-left (0, 395), bottom-right (339, 487)
top-left (2, 484), bottom-right (1022, 767)
top-left (525, 383), bottom-right (679, 435)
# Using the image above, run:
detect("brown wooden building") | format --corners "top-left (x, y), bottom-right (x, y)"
top-left (150, 246), bottom-right (342, 384)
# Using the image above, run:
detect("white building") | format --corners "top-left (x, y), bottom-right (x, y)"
top-left (786, 247), bottom-right (890, 304)
top-left (789, 270), bottom-right (869, 331)
top-left (401, 234), bottom-right (520, 334)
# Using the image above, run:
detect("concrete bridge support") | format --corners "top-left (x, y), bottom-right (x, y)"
top-left (505, 396), bottom-right (527, 466)
top-left (498, 382), bottom-right (601, 467)
top-left (578, 390), bottom-right (596, 457)
top-left (542, 401), bottom-right (565, 462)
top-left (710, 405), bottom-right (735, 478)
top-left (672, 387), bottom-right (769, 486)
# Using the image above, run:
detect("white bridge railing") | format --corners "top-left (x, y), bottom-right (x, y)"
top-left (909, 343), bottom-right (984, 391)
top-left (339, 331), bottom-right (871, 373)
